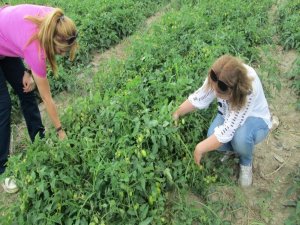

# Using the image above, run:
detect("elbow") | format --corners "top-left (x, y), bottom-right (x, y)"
top-left (214, 132), bottom-right (231, 144)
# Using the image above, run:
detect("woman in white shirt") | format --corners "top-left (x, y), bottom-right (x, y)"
top-left (173, 55), bottom-right (272, 187)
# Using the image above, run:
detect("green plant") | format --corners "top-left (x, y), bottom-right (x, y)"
top-left (277, 0), bottom-right (300, 50)
top-left (284, 168), bottom-right (300, 225)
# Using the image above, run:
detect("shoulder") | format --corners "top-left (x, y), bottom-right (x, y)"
top-left (243, 64), bottom-right (265, 95)
top-left (242, 64), bottom-right (258, 79)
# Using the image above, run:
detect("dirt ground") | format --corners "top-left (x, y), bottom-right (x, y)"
top-left (213, 48), bottom-right (299, 225)
top-left (246, 48), bottom-right (299, 225)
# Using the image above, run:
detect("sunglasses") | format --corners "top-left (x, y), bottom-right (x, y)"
top-left (65, 32), bottom-right (78, 45)
top-left (210, 69), bottom-right (231, 92)
top-left (57, 16), bottom-right (78, 45)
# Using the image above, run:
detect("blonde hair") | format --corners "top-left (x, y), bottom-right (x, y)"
top-left (26, 8), bottom-right (78, 74)
top-left (206, 55), bottom-right (253, 110)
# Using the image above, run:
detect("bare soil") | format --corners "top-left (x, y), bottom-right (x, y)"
top-left (246, 48), bottom-right (299, 225)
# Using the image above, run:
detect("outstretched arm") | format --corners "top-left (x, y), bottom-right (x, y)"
top-left (32, 73), bottom-right (66, 140)
top-left (173, 78), bottom-right (215, 121)
top-left (172, 99), bottom-right (196, 120)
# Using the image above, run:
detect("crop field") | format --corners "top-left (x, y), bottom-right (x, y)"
top-left (0, 0), bottom-right (299, 225)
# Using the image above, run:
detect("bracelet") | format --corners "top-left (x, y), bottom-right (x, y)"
top-left (25, 68), bottom-right (32, 74)
top-left (56, 126), bottom-right (63, 133)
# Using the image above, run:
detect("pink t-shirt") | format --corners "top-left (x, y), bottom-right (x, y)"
top-left (0, 4), bottom-right (54, 77)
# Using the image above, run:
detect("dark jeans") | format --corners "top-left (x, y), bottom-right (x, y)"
top-left (0, 57), bottom-right (44, 175)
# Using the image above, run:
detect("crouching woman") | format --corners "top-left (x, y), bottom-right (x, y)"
top-left (173, 55), bottom-right (272, 187)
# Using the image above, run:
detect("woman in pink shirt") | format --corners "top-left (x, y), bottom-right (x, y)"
top-left (0, 4), bottom-right (78, 193)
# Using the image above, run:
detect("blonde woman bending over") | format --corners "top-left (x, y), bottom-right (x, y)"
top-left (0, 4), bottom-right (78, 193)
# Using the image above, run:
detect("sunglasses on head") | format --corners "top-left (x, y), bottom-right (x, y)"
top-left (65, 32), bottom-right (78, 45)
top-left (210, 69), bottom-right (231, 92)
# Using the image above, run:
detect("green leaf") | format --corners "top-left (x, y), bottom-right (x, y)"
top-left (286, 186), bottom-right (296, 197)
top-left (296, 201), bottom-right (300, 214)
top-left (139, 217), bottom-right (153, 225)
top-left (148, 120), bottom-right (158, 127)
top-left (139, 204), bottom-right (149, 220)
top-left (140, 178), bottom-right (146, 192)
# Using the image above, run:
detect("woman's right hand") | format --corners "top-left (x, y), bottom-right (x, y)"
top-left (172, 111), bottom-right (180, 126)
top-left (171, 100), bottom-right (196, 126)
top-left (57, 129), bottom-right (67, 140)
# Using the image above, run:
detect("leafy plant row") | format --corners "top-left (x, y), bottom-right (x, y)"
top-left (3, 0), bottom-right (274, 224)
top-left (284, 168), bottom-right (300, 225)
top-left (276, 0), bottom-right (300, 106)
top-left (277, 0), bottom-right (300, 50)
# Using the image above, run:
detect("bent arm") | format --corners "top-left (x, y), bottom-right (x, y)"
top-left (173, 78), bottom-right (215, 119)
top-left (196, 134), bottom-right (222, 154)
top-left (194, 134), bottom-right (222, 165)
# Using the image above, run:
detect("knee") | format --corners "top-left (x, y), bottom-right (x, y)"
top-left (231, 134), bottom-right (253, 156)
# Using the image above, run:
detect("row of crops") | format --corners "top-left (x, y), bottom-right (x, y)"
top-left (2, 0), bottom-right (300, 224)
top-left (277, 0), bottom-right (300, 103)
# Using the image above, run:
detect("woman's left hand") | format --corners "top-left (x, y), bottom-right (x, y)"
top-left (23, 71), bottom-right (36, 93)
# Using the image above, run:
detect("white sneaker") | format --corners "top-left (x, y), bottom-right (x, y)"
top-left (270, 115), bottom-right (279, 132)
top-left (1, 178), bottom-right (19, 193)
top-left (239, 164), bottom-right (252, 187)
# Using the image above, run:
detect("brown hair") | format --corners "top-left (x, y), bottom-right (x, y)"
top-left (206, 55), bottom-right (253, 110)
top-left (26, 8), bottom-right (78, 74)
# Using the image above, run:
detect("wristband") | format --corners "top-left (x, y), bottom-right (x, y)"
top-left (56, 126), bottom-right (63, 133)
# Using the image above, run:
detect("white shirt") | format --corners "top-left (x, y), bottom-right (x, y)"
top-left (188, 64), bottom-right (272, 143)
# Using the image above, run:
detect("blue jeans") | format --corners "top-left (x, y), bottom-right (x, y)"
top-left (0, 57), bottom-right (45, 175)
top-left (207, 114), bottom-right (269, 166)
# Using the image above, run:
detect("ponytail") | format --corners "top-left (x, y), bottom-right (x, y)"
top-left (26, 8), bottom-right (78, 75)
